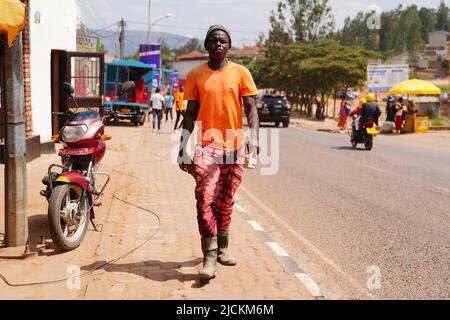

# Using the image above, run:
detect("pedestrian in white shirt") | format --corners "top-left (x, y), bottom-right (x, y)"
top-left (150, 88), bottom-right (165, 132)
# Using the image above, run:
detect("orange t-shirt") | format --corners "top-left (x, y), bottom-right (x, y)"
top-left (184, 62), bottom-right (258, 151)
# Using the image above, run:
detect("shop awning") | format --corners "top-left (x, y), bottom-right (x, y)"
top-left (0, 0), bottom-right (26, 47)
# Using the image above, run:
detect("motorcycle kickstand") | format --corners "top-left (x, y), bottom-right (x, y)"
top-left (90, 218), bottom-right (103, 232)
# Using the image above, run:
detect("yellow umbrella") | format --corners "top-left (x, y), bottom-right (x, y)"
top-left (0, 0), bottom-right (26, 48)
top-left (388, 79), bottom-right (442, 95)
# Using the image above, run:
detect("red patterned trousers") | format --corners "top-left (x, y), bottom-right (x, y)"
top-left (194, 145), bottom-right (244, 238)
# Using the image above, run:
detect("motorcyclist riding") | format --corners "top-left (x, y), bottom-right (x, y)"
top-left (359, 93), bottom-right (381, 130)
top-left (350, 97), bottom-right (366, 133)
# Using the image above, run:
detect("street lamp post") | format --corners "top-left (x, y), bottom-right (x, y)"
top-left (147, 0), bottom-right (173, 44)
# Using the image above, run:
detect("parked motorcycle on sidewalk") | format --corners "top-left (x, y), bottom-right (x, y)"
top-left (40, 81), bottom-right (134, 251)
top-left (349, 115), bottom-right (377, 151)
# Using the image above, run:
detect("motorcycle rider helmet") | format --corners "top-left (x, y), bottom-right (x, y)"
top-left (359, 98), bottom-right (367, 105)
top-left (366, 93), bottom-right (375, 102)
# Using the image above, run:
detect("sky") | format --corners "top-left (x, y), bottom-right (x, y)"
top-left (78, 0), bottom-right (448, 47)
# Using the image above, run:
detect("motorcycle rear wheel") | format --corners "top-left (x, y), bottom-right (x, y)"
top-left (48, 184), bottom-right (89, 251)
top-left (364, 135), bottom-right (373, 151)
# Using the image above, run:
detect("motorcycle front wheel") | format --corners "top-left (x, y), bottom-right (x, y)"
top-left (351, 129), bottom-right (358, 148)
top-left (48, 184), bottom-right (89, 251)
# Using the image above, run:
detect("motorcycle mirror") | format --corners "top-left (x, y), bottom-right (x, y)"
top-left (120, 81), bottom-right (135, 94)
top-left (62, 82), bottom-right (75, 97)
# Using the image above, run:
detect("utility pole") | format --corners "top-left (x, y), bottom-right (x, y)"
top-left (119, 18), bottom-right (126, 60)
top-left (147, 0), bottom-right (152, 43)
top-left (1, 35), bottom-right (28, 248)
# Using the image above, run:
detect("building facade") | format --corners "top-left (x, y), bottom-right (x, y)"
top-left (29, 0), bottom-right (77, 143)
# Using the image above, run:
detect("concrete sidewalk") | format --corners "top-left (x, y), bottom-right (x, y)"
top-left (0, 121), bottom-right (312, 300)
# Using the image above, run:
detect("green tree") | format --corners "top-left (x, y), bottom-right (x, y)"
top-left (401, 5), bottom-right (424, 55)
top-left (124, 49), bottom-right (139, 61)
top-left (268, 2), bottom-right (292, 46)
top-left (419, 7), bottom-right (438, 42)
top-left (159, 38), bottom-right (174, 69)
top-left (249, 41), bottom-right (379, 116)
top-left (436, 0), bottom-right (450, 31)
top-left (268, 0), bottom-right (334, 44)
top-left (175, 38), bottom-right (202, 56)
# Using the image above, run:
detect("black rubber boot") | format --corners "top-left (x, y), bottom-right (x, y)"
top-left (217, 231), bottom-right (237, 266)
top-left (199, 237), bottom-right (218, 282)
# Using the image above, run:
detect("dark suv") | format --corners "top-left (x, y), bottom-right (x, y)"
top-left (256, 94), bottom-right (291, 127)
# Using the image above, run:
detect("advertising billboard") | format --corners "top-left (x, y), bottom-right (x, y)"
top-left (368, 64), bottom-right (409, 93)
top-left (76, 35), bottom-right (100, 52)
top-left (139, 44), bottom-right (160, 87)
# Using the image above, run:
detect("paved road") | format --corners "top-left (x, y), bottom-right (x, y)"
top-left (240, 126), bottom-right (450, 299)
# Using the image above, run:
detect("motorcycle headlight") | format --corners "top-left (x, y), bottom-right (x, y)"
top-left (61, 125), bottom-right (88, 142)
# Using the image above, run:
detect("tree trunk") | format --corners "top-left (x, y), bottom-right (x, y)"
top-left (333, 88), bottom-right (337, 118)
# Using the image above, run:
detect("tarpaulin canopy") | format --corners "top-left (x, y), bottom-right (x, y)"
top-left (0, 0), bottom-right (26, 47)
top-left (388, 79), bottom-right (442, 95)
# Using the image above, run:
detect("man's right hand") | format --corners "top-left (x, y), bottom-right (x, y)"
top-left (178, 148), bottom-right (191, 172)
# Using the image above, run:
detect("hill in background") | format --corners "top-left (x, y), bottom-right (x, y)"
top-left (96, 30), bottom-right (190, 57)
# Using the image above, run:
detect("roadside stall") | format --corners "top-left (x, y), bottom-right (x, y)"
top-left (388, 79), bottom-right (441, 133)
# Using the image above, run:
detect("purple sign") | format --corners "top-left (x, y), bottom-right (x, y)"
top-left (173, 71), bottom-right (179, 87)
top-left (140, 44), bottom-right (160, 87)
top-left (153, 69), bottom-right (160, 88)
top-left (139, 44), bottom-right (160, 68)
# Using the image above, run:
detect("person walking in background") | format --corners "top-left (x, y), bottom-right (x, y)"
top-left (174, 86), bottom-right (185, 131)
top-left (165, 91), bottom-right (174, 122)
top-left (402, 100), bottom-right (416, 134)
top-left (350, 97), bottom-right (366, 133)
top-left (360, 93), bottom-right (381, 127)
top-left (315, 98), bottom-right (324, 120)
top-left (337, 98), bottom-right (348, 130)
top-left (386, 96), bottom-right (396, 122)
top-left (394, 97), bottom-right (404, 134)
top-left (150, 88), bottom-right (165, 132)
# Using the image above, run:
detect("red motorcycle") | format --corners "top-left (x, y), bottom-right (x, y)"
top-left (40, 82), bottom-right (133, 251)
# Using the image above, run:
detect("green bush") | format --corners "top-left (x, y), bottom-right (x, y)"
top-left (431, 118), bottom-right (444, 127)
top-left (425, 106), bottom-right (436, 119)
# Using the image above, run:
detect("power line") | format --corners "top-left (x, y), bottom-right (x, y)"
top-left (77, 19), bottom-right (119, 39)
top-left (79, 0), bottom-right (109, 27)
top-left (126, 21), bottom-right (263, 34)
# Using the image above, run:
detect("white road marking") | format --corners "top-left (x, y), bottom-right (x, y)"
top-left (247, 220), bottom-right (265, 231)
top-left (266, 242), bottom-right (289, 257)
top-left (237, 200), bottom-right (325, 299)
top-left (239, 184), bottom-right (376, 299)
top-left (295, 273), bottom-right (322, 297)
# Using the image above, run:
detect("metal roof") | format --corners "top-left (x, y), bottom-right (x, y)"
top-left (106, 60), bottom-right (154, 70)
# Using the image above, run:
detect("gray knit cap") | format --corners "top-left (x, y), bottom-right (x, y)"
top-left (204, 24), bottom-right (232, 49)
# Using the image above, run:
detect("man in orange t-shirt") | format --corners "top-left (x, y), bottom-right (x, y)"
top-left (178, 25), bottom-right (259, 283)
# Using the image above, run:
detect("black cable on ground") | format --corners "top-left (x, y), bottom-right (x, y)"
top-left (0, 158), bottom-right (166, 287)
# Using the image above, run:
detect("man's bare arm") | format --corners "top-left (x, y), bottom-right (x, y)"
top-left (243, 96), bottom-right (259, 153)
top-left (178, 100), bottom-right (199, 171)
